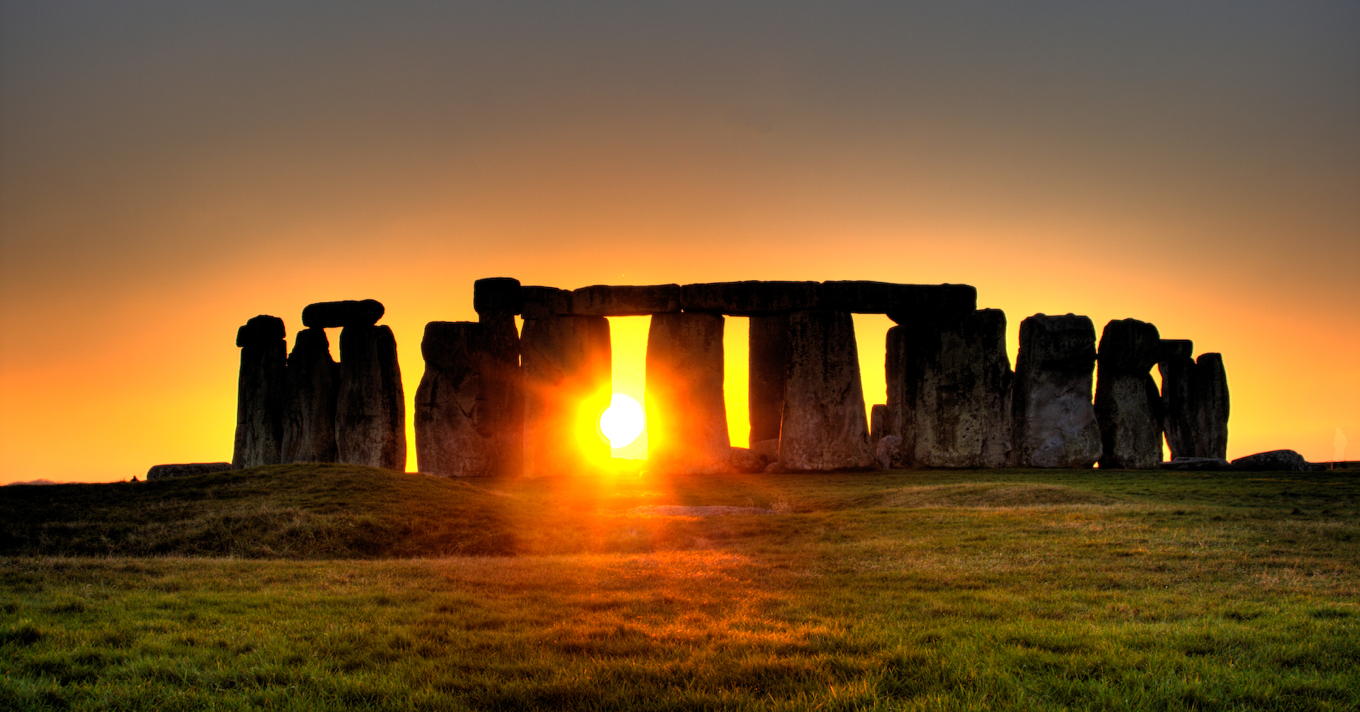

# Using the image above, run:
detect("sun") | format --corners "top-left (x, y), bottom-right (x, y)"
top-left (599, 393), bottom-right (645, 449)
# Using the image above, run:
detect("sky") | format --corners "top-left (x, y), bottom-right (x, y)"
top-left (1, 1), bottom-right (1356, 483)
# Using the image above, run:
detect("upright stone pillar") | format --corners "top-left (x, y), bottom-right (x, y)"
top-left (885, 325), bottom-right (910, 466)
top-left (281, 327), bottom-right (338, 463)
top-left (474, 277), bottom-right (524, 477)
top-left (336, 324), bottom-right (406, 470)
top-left (1157, 339), bottom-right (1195, 461)
top-left (233, 315), bottom-right (287, 469)
top-left (1191, 353), bottom-right (1229, 459)
top-left (1012, 314), bottom-right (1102, 468)
top-left (646, 312), bottom-right (729, 474)
top-left (1095, 318), bottom-right (1163, 469)
top-left (520, 315), bottom-right (611, 476)
top-left (778, 310), bottom-right (873, 471)
top-left (897, 309), bottom-right (1013, 468)
top-left (415, 322), bottom-right (501, 476)
top-left (748, 314), bottom-right (790, 453)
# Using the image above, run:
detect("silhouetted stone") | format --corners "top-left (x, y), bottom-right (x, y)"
top-left (884, 326), bottom-right (908, 466)
top-left (893, 309), bottom-right (1013, 468)
top-left (479, 311), bottom-right (523, 477)
top-left (415, 322), bottom-right (501, 476)
top-left (572, 284), bottom-right (682, 316)
top-left (1159, 457), bottom-right (1230, 471)
top-left (1192, 353), bottom-right (1229, 459)
top-left (1095, 318), bottom-right (1163, 469)
top-left (646, 312), bottom-right (729, 474)
top-left (1012, 314), bottom-right (1102, 468)
top-left (1157, 339), bottom-right (1196, 460)
top-left (875, 435), bottom-right (902, 470)
top-left (301, 299), bottom-right (384, 328)
top-left (473, 277), bottom-right (522, 316)
top-left (233, 315), bottom-right (286, 469)
top-left (681, 281), bottom-right (821, 315)
top-left (336, 325), bottom-right (405, 470)
top-left (520, 315), bottom-right (611, 475)
top-left (778, 311), bottom-right (873, 471)
top-left (728, 447), bottom-right (767, 474)
top-left (281, 328), bottom-right (338, 463)
top-left (519, 286), bottom-right (572, 319)
top-left (1231, 449), bottom-right (1308, 471)
top-left (870, 404), bottom-right (890, 444)
top-left (822, 281), bottom-right (977, 324)
top-left (146, 462), bottom-right (232, 481)
top-left (748, 313), bottom-right (791, 445)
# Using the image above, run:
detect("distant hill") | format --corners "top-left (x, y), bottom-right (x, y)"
top-left (3, 479), bottom-right (61, 486)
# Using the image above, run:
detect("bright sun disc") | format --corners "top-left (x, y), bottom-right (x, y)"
top-left (599, 393), bottom-right (645, 449)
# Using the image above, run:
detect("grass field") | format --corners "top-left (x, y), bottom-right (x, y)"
top-left (2, 465), bottom-right (1358, 710)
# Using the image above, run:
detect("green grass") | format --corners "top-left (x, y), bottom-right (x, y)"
top-left (2, 465), bottom-right (1358, 710)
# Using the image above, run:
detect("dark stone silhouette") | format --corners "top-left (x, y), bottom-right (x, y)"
top-left (748, 313), bottom-right (791, 451)
top-left (646, 312), bottom-right (729, 474)
top-left (519, 286), bottom-right (573, 319)
top-left (301, 299), bottom-right (384, 328)
top-left (1095, 318), bottom-right (1163, 469)
top-left (1012, 314), bottom-right (1102, 468)
top-left (870, 404), bottom-right (890, 444)
top-left (894, 309), bottom-right (1013, 468)
top-left (473, 277), bottom-right (524, 317)
top-left (821, 281), bottom-right (977, 324)
top-left (1231, 449), bottom-right (1308, 471)
top-left (520, 315), bottom-right (611, 475)
top-left (571, 284), bottom-right (682, 316)
top-left (1192, 353), bottom-right (1229, 459)
top-left (336, 325), bottom-right (405, 470)
top-left (682, 281), bottom-right (822, 315)
top-left (146, 462), bottom-right (232, 480)
top-left (1157, 339), bottom-right (1196, 460)
top-left (475, 277), bottom-right (524, 478)
top-left (415, 322), bottom-right (501, 476)
top-left (778, 311), bottom-right (873, 471)
top-left (281, 328), bottom-right (339, 463)
top-left (233, 315), bottom-right (286, 469)
top-left (1159, 457), bottom-right (1230, 470)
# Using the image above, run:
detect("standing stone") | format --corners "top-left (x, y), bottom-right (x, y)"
top-left (645, 312), bottom-right (729, 474)
top-left (1012, 314), bottom-right (1102, 468)
top-left (1157, 339), bottom-right (1196, 461)
top-left (748, 313), bottom-right (791, 452)
top-left (415, 322), bottom-right (500, 476)
top-left (778, 311), bottom-right (873, 471)
top-left (520, 315), bottom-right (611, 476)
top-left (885, 325), bottom-right (910, 465)
top-left (475, 277), bottom-right (524, 477)
top-left (1192, 353), bottom-right (1229, 459)
top-left (281, 328), bottom-right (338, 463)
top-left (1095, 319), bottom-right (1163, 469)
top-left (869, 404), bottom-right (890, 444)
top-left (896, 309), bottom-right (1013, 468)
top-left (335, 325), bottom-right (405, 470)
top-left (233, 315), bottom-right (286, 469)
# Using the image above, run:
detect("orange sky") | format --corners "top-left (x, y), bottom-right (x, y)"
top-left (1, 2), bottom-right (1357, 483)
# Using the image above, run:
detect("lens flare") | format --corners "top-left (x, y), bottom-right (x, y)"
top-left (599, 393), bottom-right (645, 449)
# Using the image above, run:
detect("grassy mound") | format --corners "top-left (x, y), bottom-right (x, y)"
top-left (877, 482), bottom-right (1121, 509)
top-left (0, 464), bottom-right (514, 558)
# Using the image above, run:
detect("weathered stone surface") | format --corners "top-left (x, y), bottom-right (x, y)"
top-left (1095, 318), bottom-right (1163, 469)
top-left (884, 325), bottom-right (908, 465)
top-left (728, 447), bottom-right (767, 474)
top-left (892, 309), bottom-right (1013, 468)
top-left (875, 435), bottom-right (902, 470)
top-left (146, 462), bottom-right (232, 481)
top-left (473, 277), bottom-right (522, 316)
top-left (748, 314), bottom-right (791, 445)
top-left (1192, 353), bottom-right (1229, 459)
top-left (1159, 457), bottom-right (1230, 471)
top-left (778, 311), bottom-right (873, 471)
top-left (281, 328), bottom-right (338, 463)
top-left (233, 315), bottom-right (286, 469)
top-left (681, 281), bottom-right (821, 315)
top-left (870, 404), bottom-right (890, 443)
top-left (1012, 314), bottom-right (1102, 468)
top-left (335, 325), bottom-right (405, 470)
top-left (301, 299), bottom-right (384, 328)
top-left (1157, 339), bottom-right (1196, 460)
top-left (750, 438), bottom-right (779, 460)
top-left (572, 284), bottom-right (682, 316)
top-left (520, 315), bottom-right (611, 475)
top-left (519, 286), bottom-right (572, 319)
top-left (415, 322), bottom-right (502, 477)
top-left (236, 314), bottom-right (285, 347)
top-left (1231, 449), bottom-right (1309, 471)
top-left (646, 312), bottom-right (729, 474)
top-left (478, 312), bottom-right (523, 477)
top-left (821, 281), bottom-right (977, 324)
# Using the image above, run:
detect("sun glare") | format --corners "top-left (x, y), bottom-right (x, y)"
top-left (599, 393), bottom-right (645, 449)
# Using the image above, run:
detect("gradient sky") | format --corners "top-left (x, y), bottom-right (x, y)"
top-left (2, 1), bottom-right (1357, 483)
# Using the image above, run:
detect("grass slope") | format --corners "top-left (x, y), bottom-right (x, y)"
top-left (1, 466), bottom-right (1358, 710)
